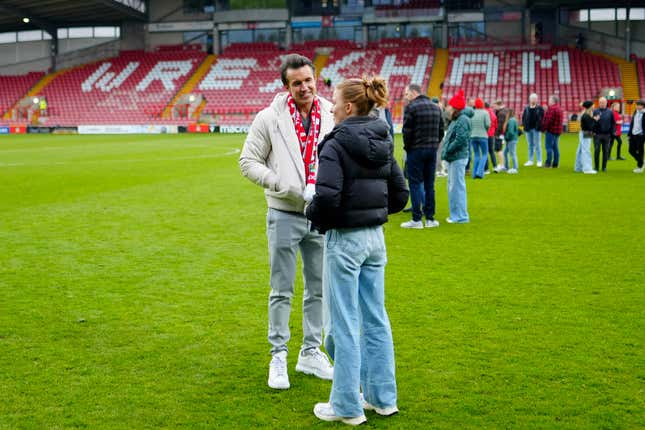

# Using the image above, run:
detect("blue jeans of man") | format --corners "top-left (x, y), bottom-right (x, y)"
top-left (504, 139), bottom-right (519, 170)
top-left (526, 129), bottom-right (542, 163)
top-left (406, 147), bottom-right (437, 221)
top-left (544, 132), bottom-right (560, 167)
top-left (323, 226), bottom-right (397, 417)
top-left (575, 131), bottom-right (593, 172)
top-left (447, 158), bottom-right (469, 223)
top-left (470, 137), bottom-right (488, 178)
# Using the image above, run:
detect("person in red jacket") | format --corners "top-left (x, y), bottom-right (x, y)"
top-left (610, 102), bottom-right (625, 160)
top-left (541, 95), bottom-right (563, 168)
top-left (484, 102), bottom-right (498, 173)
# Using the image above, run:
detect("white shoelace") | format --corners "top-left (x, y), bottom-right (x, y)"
top-left (272, 356), bottom-right (287, 377)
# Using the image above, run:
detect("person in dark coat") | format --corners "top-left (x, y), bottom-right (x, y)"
top-left (628, 99), bottom-right (645, 173)
top-left (307, 76), bottom-right (408, 426)
top-left (592, 97), bottom-right (616, 172)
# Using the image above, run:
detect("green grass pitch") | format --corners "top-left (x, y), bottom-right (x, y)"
top-left (1, 133), bottom-right (643, 429)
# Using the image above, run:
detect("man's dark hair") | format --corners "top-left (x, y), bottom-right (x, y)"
top-left (408, 84), bottom-right (422, 94)
top-left (280, 54), bottom-right (315, 86)
top-left (636, 99), bottom-right (645, 107)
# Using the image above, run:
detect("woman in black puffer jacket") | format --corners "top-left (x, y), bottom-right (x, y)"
top-left (306, 76), bottom-right (408, 425)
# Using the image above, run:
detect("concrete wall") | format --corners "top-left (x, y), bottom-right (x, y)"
top-left (0, 41), bottom-right (49, 66)
top-left (486, 21), bottom-right (523, 41)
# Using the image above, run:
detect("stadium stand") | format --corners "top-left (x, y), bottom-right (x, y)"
top-left (637, 58), bottom-right (645, 102)
top-left (442, 46), bottom-right (622, 118)
top-left (35, 50), bottom-right (206, 126)
top-left (0, 72), bottom-right (45, 117)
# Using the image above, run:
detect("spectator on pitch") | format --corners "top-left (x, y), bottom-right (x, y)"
top-left (469, 97), bottom-right (490, 179)
top-left (442, 89), bottom-right (472, 224)
top-left (504, 109), bottom-right (520, 174)
top-left (400, 83), bottom-right (443, 229)
top-left (484, 101), bottom-right (498, 174)
top-left (436, 97), bottom-right (450, 177)
top-left (239, 54), bottom-right (334, 390)
top-left (610, 102), bottom-right (625, 160)
top-left (592, 97), bottom-right (616, 172)
top-left (541, 95), bottom-right (564, 168)
top-left (575, 101), bottom-right (597, 174)
top-left (306, 76), bottom-right (408, 426)
top-left (628, 99), bottom-right (645, 173)
top-left (371, 105), bottom-right (394, 139)
top-left (493, 100), bottom-right (510, 172)
top-left (464, 97), bottom-right (477, 175)
top-left (521, 93), bottom-right (544, 167)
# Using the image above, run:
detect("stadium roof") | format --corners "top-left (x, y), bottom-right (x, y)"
top-left (0, 0), bottom-right (147, 34)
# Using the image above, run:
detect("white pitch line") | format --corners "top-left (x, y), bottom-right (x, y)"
top-left (0, 148), bottom-right (240, 167)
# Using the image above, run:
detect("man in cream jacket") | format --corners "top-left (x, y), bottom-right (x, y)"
top-left (239, 54), bottom-right (335, 390)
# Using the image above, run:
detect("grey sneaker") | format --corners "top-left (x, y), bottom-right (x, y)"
top-left (268, 351), bottom-right (289, 389)
top-left (425, 219), bottom-right (440, 228)
top-left (314, 402), bottom-right (367, 426)
top-left (400, 220), bottom-right (423, 229)
top-left (296, 347), bottom-right (333, 380)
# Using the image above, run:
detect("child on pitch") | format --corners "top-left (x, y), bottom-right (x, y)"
top-left (305, 76), bottom-right (409, 426)
top-left (503, 109), bottom-right (520, 173)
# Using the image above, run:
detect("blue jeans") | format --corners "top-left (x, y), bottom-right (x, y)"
top-left (575, 131), bottom-right (593, 172)
top-left (406, 147), bottom-right (437, 221)
top-left (525, 129), bottom-right (542, 163)
top-left (504, 139), bottom-right (519, 170)
top-left (544, 132), bottom-right (560, 167)
top-left (447, 158), bottom-right (469, 223)
top-left (323, 226), bottom-right (397, 417)
top-left (470, 137), bottom-right (488, 178)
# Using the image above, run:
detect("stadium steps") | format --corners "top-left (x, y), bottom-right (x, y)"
top-left (597, 52), bottom-right (640, 115)
top-left (313, 53), bottom-right (329, 79)
top-left (2, 69), bottom-right (67, 120)
top-left (193, 98), bottom-right (207, 120)
top-left (428, 48), bottom-right (448, 98)
top-left (162, 54), bottom-right (217, 119)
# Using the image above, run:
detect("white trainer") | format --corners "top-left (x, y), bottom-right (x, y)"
top-left (296, 347), bottom-right (333, 380)
top-left (507, 168), bottom-right (518, 174)
top-left (524, 161), bottom-right (534, 166)
top-left (360, 394), bottom-right (399, 417)
top-left (537, 162), bottom-right (543, 167)
top-left (268, 351), bottom-right (290, 389)
top-left (425, 219), bottom-right (440, 228)
top-left (400, 220), bottom-right (423, 229)
top-left (633, 167), bottom-right (644, 173)
top-left (314, 402), bottom-right (367, 426)
top-left (583, 170), bottom-right (598, 174)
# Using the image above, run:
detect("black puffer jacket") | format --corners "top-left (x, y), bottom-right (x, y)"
top-left (306, 116), bottom-right (409, 234)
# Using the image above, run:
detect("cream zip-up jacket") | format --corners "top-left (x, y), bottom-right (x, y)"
top-left (239, 92), bottom-right (334, 213)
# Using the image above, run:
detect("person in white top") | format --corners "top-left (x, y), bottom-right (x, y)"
top-left (239, 54), bottom-right (335, 389)
top-left (628, 99), bottom-right (645, 173)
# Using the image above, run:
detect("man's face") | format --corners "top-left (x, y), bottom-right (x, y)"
top-left (638, 104), bottom-right (645, 112)
top-left (404, 87), bottom-right (417, 103)
top-left (599, 98), bottom-right (607, 109)
top-left (285, 65), bottom-right (316, 108)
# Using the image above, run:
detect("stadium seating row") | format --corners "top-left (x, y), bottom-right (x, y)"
top-left (1, 43), bottom-right (638, 128)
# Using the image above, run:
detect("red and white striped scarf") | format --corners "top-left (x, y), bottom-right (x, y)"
top-left (286, 93), bottom-right (321, 186)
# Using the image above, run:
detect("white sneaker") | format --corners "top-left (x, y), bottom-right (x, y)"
top-left (296, 347), bottom-right (333, 380)
top-left (537, 162), bottom-right (543, 167)
top-left (507, 168), bottom-right (518, 174)
top-left (400, 220), bottom-right (423, 229)
top-left (524, 161), bottom-right (534, 166)
top-left (634, 167), bottom-right (644, 173)
top-left (268, 351), bottom-right (289, 389)
top-left (314, 402), bottom-right (367, 426)
top-left (484, 170), bottom-right (491, 175)
top-left (425, 219), bottom-right (440, 228)
top-left (360, 394), bottom-right (399, 417)
top-left (583, 170), bottom-right (598, 174)
top-left (445, 217), bottom-right (454, 224)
